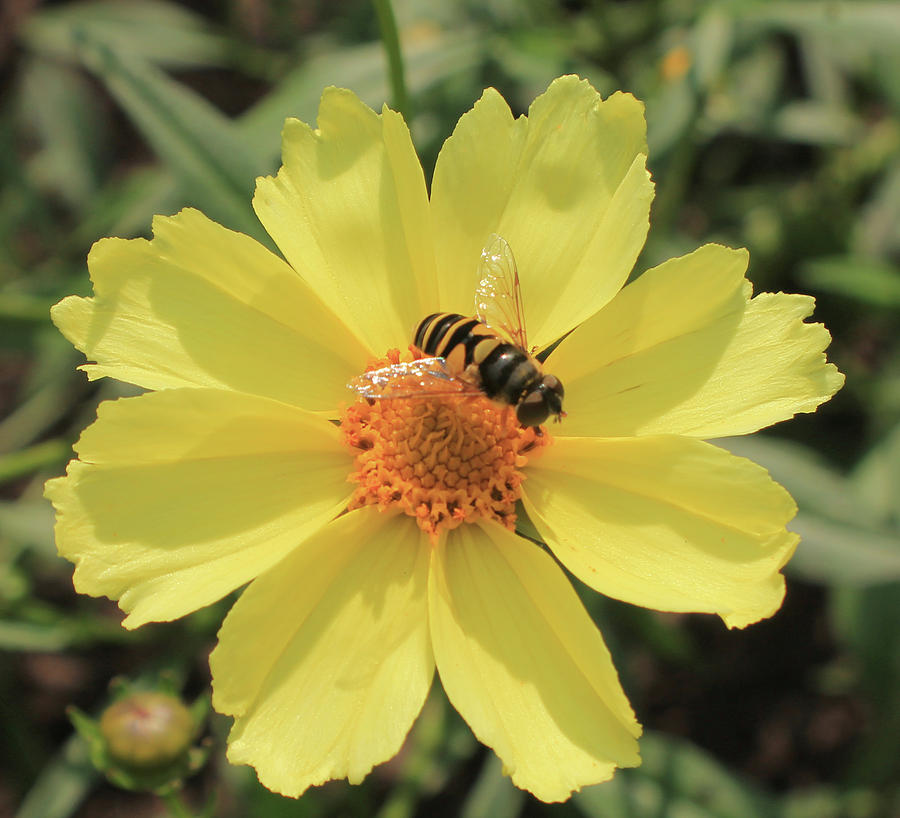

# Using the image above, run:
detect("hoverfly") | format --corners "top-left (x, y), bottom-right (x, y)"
top-left (347, 235), bottom-right (565, 427)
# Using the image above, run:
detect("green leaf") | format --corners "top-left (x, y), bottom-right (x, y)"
top-left (830, 584), bottom-right (900, 788)
top-left (76, 40), bottom-right (267, 244)
top-left (646, 78), bottom-right (697, 157)
top-left (742, 2), bottom-right (900, 51)
top-left (692, 8), bottom-right (734, 90)
top-left (0, 337), bottom-right (83, 454)
top-left (72, 165), bottom-right (180, 241)
top-left (0, 620), bottom-right (78, 652)
top-left (0, 500), bottom-right (55, 552)
top-left (854, 161), bottom-right (900, 258)
top-left (17, 58), bottom-right (105, 208)
top-left (238, 29), bottom-right (484, 168)
top-left (460, 754), bottom-right (524, 818)
top-left (0, 291), bottom-right (57, 323)
top-left (801, 255), bottom-right (900, 306)
top-left (65, 31), bottom-right (483, 246)
top-left (718, 40), bottom-right (785, 133)
top-left (575, 731), bottom-right (772, 818)
top-left (722, 436), bottom-right (900, 586)
top-left (0, 439), bottom-right (70, 485)
top-left (721, 436), bottom-right (860, 523)
top-left (779, 786), bottom-right (883, 818)
top-left (15, 734), bottom-right (97, 818)
top-left (850, 423), bottom-right (900, 523)
top-left (788, 513), bottom-right (900, 585)
top-left (0, 608), bottom-right (145, 651)
top-left (773, 101), bottom-right (861, 145)
top-left (20, 0), bottom-right (231, 69)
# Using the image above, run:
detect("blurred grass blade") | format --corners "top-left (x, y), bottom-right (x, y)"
top-left (68, 32), bottom-right (485, 242)
top-left (723, 436), bottom-right (900, 586)
top-left (17, 57), bottom-right (105, 209)
top-left (373, 0), bottom-right (410, 121)
top-left (789, 514), bottom-right (900, 585)
top-left (692, 8), bottom-right (734, 90)
top-left (0, 439), bottom-right (70, 485)
top-left (73, 165), bottom-right (181, 241)
top-left (15, 734), bottom-right (97, 818)
top-left (460, 754), bottom-right (524, 818)
top-left (0, 621), bottom-right (79, 652)
top-left (742, 1), bottom-right (900, 50)
top-left (575, 731), bottom-right (772, 818)
top-left (801, 255), bottom-right (900, 306)
top-left (0, 344), bottom-right (83, 455)
top-left (774, 101), bottom-right (861, 145)
top-left (239, 29), bottom-right (483, 166)
top-left (0, 609), bottom-right (144, 651)
top-left (721, 435), bottom-right (900, 586)
top-left (779, 786), bottom-right (883, 818)
top-left (58, 29), bottom-right (482, 246)
top-left (850, 423), bottom-right (900, 522)
top-left (854, 161), bottom-right (900, 258)
top-left (77, 39), bottom-right (267, 243)
top-left (20, 0), bottom-right (231, 69)
top-left (0, 291), bottom-right (57, 323)
top-left (722, 436), bottom-right (861, 522)
top-left (831, 584), bottom-right (900, 788)
top-left (0, 499), bottom-right (55, 552)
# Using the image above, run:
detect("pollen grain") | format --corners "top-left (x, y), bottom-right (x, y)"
top-left (341, 349), bottom-right (549, 542)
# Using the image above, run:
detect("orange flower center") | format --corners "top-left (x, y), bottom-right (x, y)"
top-left (341, 349), bottom-right (550, 542)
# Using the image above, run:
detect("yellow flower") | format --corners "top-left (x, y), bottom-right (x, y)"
top-left (45, 76), bottom-right (843, 803)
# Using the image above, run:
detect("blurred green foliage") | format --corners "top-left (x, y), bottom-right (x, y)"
top-left (1, 0), bottom-right (898, 816)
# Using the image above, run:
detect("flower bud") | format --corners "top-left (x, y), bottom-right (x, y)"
top-left (99, 691), bottom-right (194, 768)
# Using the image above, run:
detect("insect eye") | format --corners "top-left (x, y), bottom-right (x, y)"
top-left (543, 374), bottom-right (564, 399)
top-left (516, 390), bottom-right (549, 427)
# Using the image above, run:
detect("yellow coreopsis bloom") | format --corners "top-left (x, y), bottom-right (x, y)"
top-left (45, 76), bottom-right (843, 802)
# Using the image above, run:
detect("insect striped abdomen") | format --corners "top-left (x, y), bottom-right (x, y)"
top-left (415, 313), bottom-right (493, 366)
top-left (353, 237), bottom-right (564, 427)
top-left (412, 312), bottom-right (541, 403)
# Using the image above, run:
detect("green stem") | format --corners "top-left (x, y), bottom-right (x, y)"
top-left (373, 0), bottom-right (410, 122)
top-left (161, 789), bottom-right (195, 818)
top-left (0, 438), bottom-right (70, 484)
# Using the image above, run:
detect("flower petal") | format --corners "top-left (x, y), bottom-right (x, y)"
top-left (44, 389), bottom-right (351, 628)
top-left (431, 75), bottom-right (653, 350)
top-left (253, 88), bottom-right (437, 354)
top-left (429, 523), bottom-right (641, 803)
top-left (51, 208), bottom-right (366, 414)
top-left (211, 510), bottom-right (433, 797)
top-left (549, 243), bottom-right (844, 438)
top-left (523, 435), bottom-right (798, 629)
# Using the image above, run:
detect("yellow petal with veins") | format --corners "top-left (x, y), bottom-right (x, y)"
top-left (429, 522), bottom-right (640, 802)
top-left (44, 388), bottom-right (351, 628)
top-left (551, 243), bottom-right (843, 438)
top-left (431, 75), bottom-right (653, 350)
top-left (524, 435), bottom-right (798, 629)
top-left (254, 87), bottom-right (437, 355)
top-left (213, 511), bottom-right (433, 797)
top-left (51, 208), bottom-right (366, 414)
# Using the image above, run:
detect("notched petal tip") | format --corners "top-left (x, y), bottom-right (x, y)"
top-left (49, 294), bottom-right (93, 348)
top-left (254, 78), bottom-right (434, 357)
top-left (557, 245), bottom-right (843, 439)
top-left (721, 565), bottom-right (790, 630)
top-left (430, 525), bottom-right (643, 802)
top-left (212, 512), bottom-right (432, 800)
top-left (45, 462), bottom-right (139, 625)
top-left (525, 436), bottom-right (801, 627)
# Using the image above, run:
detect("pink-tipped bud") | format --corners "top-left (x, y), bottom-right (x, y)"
top-left (99, 691), bottom-right (194, 768)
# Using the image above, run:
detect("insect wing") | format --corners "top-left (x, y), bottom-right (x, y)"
top-left (347, 358), bottom-right (482, 400)
top-left (475, 233), bottom-right (528, 350)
